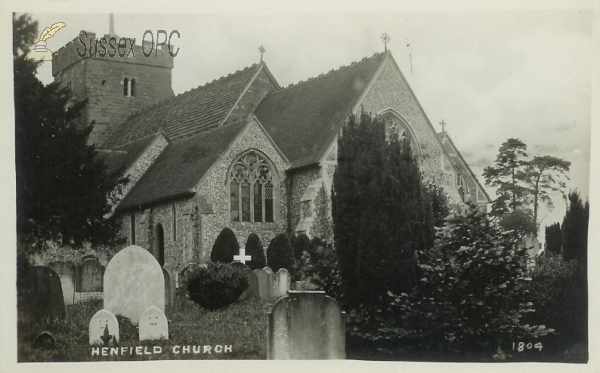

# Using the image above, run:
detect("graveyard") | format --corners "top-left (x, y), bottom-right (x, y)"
top-left (17, 244), bottom-right (345, 362)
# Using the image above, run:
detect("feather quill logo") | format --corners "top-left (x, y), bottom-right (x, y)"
top-left (24, 22), bottom-right (66, 61)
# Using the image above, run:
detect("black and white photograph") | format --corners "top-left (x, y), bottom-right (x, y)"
top-left (2, 0), bottom-right (597, 371)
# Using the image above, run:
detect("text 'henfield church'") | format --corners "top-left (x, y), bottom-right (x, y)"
top-left (50, 24), bottom-right (490, 286)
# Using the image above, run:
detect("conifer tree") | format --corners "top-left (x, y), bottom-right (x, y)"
top-left (266, 233), bottom-right (296, 277)
top-left (210, 228), bottom-right (239, 263)
top-left (14, 14), bottom-right (126, 251)
top-left (562, 191), bottom-right (589, 263)
top-left (332, 113), bottom-right (434, 307)
top-left (544, 222), bottom-right (562, 257)
top-left (244, 233), bottom-right (266, 270)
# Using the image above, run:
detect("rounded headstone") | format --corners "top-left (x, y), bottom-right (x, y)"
top-left (89, 309), bottom-right (119, 345)
top-left (33, 331), bottom-right (55, 350)
top-left (48, 262), bottom-right (75, 305)
top-left (104, 245), bottom-right (165, 324)
top-left (139, 305), bottom-right (169, 341)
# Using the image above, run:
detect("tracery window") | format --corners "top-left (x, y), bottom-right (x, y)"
top-left (382, 115), bottom-right (420, 161)
top-left (230, 152), bottom-right (274, 223)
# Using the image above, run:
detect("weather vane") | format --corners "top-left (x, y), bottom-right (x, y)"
top-left (259, 45), bottom-right (266, 63)
top-left (381, 32), bottom-right (391, 52)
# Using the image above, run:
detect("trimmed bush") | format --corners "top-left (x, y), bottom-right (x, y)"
top-left (210, 228), bottom-right (239, 263)
top-left (297, 237), bottom-right (342, 300)
top-left (266, 233), bottom-right (295, 278)
top-left (186, 262), bottom-right (249, 310)
top-left (244, 233), bottom-right (266, 270)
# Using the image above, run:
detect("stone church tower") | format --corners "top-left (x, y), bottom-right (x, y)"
top-left (51, 29), bottom-right (175, 146)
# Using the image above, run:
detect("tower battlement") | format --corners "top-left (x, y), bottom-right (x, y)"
top-left (53, 31), bottom-right (174, 77)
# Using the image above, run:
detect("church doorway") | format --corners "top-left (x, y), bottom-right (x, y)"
top-left (154, 223), bottom-right (165, 266)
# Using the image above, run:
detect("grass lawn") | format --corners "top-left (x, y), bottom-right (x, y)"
top-left (18, 293), bottom-right (271, 362)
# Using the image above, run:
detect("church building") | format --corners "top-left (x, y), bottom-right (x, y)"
top-left (51, 29), bottom-right (490, 281)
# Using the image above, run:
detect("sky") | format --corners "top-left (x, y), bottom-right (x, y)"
top-left (19, 5), bottom-right (595, 241)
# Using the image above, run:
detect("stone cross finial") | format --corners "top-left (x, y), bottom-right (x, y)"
top-left (381, 32), bottom-right (391, 52)
top-left (440, 119), bottom-right (447, 133)
top-left (259, 45), bottom-right (266, 63)
top-left (233, 248), bottom-right (252, 264)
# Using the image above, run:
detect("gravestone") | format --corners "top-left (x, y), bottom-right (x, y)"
top-left (254, 268), bottom-right (274, 299)
top-left (268, 291), bottom-right (345, 359)
top-left (104, 245), bottom-right (165, 324)
top-left (89, 309), bottom-right (119, 345)
top-left (162, 267), bottom-right (176, 306)
top-left (139, 306), bottom-right (169, 341)
top-left (230, 261), bottom-right (246, 270)
top-left (47, 262), bottom-right (75, 305)
top-left (78, 257), bottom-right (104, 292)
top-left (264, 267), bottom-right (274, 275)
top-left (33, 331), bottom-right (55, 350)
top-left (30, 267), bottom-right (66, 321)
top-left (273, 268), bottom-right (291, 298)
top-left (240, 268), bottom-right (258, 300)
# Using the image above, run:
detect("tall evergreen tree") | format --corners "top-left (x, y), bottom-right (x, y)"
top-left (244, 233), bottom-right (266, 270)
top-left (483, 138), bottom-right (529, 216)
top-left (562, 191), bottom-right (589, 263)
top-left (14, 14), bottom-right (126, 251)
top-left (544, 222), bottom-right (562, 257)
top-left (332, 113), bottom-right (434, 307)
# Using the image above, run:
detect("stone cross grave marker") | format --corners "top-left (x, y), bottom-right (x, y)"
top-left (139, 306), bottom-right (169, 341)
top-left (48, 262), bottom-right (75, 305)
top-left (240, 268), bottom-right (258, 300)
top-left (233, 248), bottom-right (252, 264)
top-left (254, 267), bottom-right (274, 299)
top-left (104, 245), bottom-right (164, 324)
top-left (268, 291), bottom-right (346, 359)
top-left (89, 309), bottom-right (119, 345)
top-left (273, 268), bottom-right (291, 298)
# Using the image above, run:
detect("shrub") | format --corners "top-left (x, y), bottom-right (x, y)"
top-left (210, 228), bottom-right (239, 263)
top-left (291, 233), bottom-right (310, 262)
top-left (244, 233), bottom-right (266, 270)
top-left (424, 182), bottom-right (451, 227)
top-left (544, 222), bottom-right (562, 257)
top-left (526, 256), bottom-right (587, 357)
top-left (186, 263), bottom-right (249, 310)
top-left (266, 233), bottom-right (295, 278)
top-left (562, 191), bottom-right (589, 263)
top-left (297, 237), bottom-right (343, 300)
top-left (347, 205), bottom-right (551, 358)
top-left (115, 315), bottom-right (136, 342)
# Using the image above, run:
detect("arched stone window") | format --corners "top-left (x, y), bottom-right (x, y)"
top-left (229, 151), bottom-right (276, 223)
top-left (380, 112), bottom-right (422, 161)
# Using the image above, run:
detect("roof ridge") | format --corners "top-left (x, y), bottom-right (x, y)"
top-left (276, 51), bottom-right (386, 92)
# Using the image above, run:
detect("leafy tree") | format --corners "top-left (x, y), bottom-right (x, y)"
top-left (562, 191), bottom-right (589, 263)
top-left (210, 228), bottom-right (239, 263)
top-left (497, 209), bottom-right (537, 240)
top-left (14, 14), bottom-right (126, 252)
top-left (483, 138), bottom-right (529, 216)
top-left (266, 233), bottom-right (296, 278)
top-left (297, 237), bottom-right (342, 299)
top-left (544, 222), bottom-right (562, 257)
top-left (523, 156), bottom-right (570, 233)
top-left (311, 183), bottom-right (333, 242)
top-left (332, 112), bottom-right (434, 307)
top-left (244, 233), bottom-right (266, 270)
top-left (348, 205), bottom-right (552, 357)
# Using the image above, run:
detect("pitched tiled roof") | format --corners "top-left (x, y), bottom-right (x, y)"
top-left (255, 52), bottom-right (388, 169)
top-left (104, 64), bottom-right (263, 149)
top-left (97, 134), bottom-right (159, 175)
top-left (116, 120), bottom-right (247, 211)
